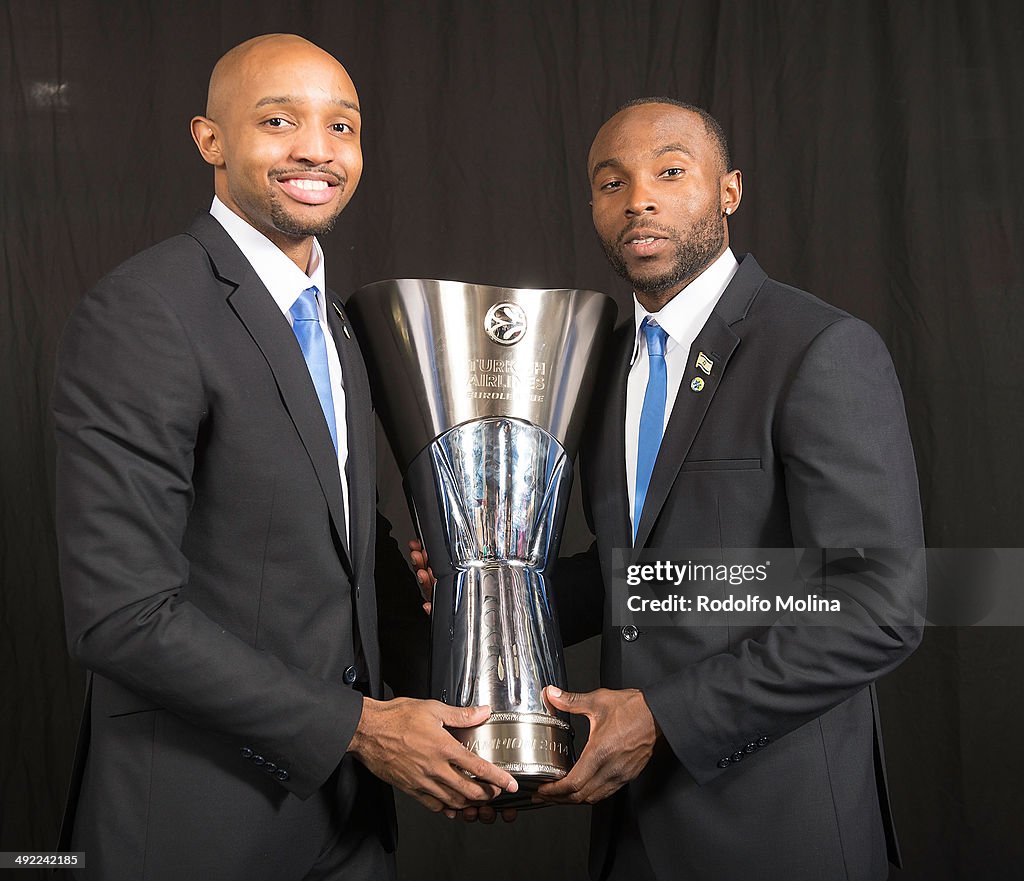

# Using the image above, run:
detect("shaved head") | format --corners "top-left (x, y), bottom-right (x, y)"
top-left (615, 97), bottom-right (731, 175)
top-left (206, 34), bottom-right (357, 121)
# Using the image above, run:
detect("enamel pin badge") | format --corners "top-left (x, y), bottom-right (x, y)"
top-left (696, 352), bottom-right (714, 375)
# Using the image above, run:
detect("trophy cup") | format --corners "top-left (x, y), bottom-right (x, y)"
top-left (348, 280), bottom-right (615, 806)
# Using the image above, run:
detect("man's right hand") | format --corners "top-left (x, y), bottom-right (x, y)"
top-left (348, 697), bottom-right (518, 815)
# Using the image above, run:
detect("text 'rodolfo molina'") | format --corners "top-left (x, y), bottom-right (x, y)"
top-left (626, 594), bottom-right (842, 613)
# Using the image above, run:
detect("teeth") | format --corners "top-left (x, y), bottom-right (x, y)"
top-left (630, 236), bottom-right (656, 245)
top-left (284, 179), bottom-right (329, 190)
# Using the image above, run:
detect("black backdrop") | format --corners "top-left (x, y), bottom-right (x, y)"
top-left (2, 1), bottom-right (1022, 879)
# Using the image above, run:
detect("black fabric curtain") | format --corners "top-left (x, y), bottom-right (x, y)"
top-left (2, 2), bottom-right (1021, 878)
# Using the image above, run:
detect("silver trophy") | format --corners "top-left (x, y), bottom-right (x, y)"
top-left (348, 279), bottom-right (615, 805)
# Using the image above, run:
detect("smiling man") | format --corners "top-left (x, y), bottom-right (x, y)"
top-left (53, 34), bottom-right (515, 881)
top-left (532, 99), bottom-right (926, 880)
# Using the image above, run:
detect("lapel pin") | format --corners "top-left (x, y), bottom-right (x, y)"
top-left (696, 352), bottom-right (714, 375)
top-left (332, 302), bottom-right (352, 339)
top-left (690, 377), bottom-right (705, 392)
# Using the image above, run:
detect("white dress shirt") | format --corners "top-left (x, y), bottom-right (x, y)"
top-left (625, 248), bottom-right (739, 536)
top-left (210, 197), bottom-right (350, 541)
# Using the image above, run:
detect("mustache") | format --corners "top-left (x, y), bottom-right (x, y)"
top-left (269, 166), bottom-right (346, 187)
top-left (618, 221), bottom-right (677, 245)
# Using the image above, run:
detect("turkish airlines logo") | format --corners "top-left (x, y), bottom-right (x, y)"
top-left (484, 302), bottom-right (528, 346)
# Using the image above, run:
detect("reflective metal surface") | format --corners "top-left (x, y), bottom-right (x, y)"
top-left (346, 278), bottom-right (615, 470)
top-left (348, 280), bottom-right (616, 803)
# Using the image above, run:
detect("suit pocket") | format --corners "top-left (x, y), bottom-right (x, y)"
top-left (94, 675), bottom-right (162, 717)
top-left (682, 458), bottom-right (762, 472)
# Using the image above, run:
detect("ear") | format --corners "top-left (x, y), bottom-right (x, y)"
top-left (721, 169), bottom-right (742, 217)
top-left (191, 116), bottom-right (225, 168)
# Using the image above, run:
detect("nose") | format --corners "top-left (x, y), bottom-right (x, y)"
top-left (291, 123), bottom-right (334, 166)
top-left (625, 181), bottom-right (658, 216)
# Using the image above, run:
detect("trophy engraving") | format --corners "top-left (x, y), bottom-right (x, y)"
top-left (348, 279), bottom-right (615, 806)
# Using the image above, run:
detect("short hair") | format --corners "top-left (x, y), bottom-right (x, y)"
top-left (618, 96), bottom-right (732, 173)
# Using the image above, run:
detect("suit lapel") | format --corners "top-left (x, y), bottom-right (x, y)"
top-left (327, 293), bottom-right (383, 692)
top-left (326, 295), bottom-right (373, 579)
top-left (601, 328), bottom-right (635, 552)
top-left (631, 254), bottom-right (767, 555)
top-left (186, 214), bottom-right (351, 569)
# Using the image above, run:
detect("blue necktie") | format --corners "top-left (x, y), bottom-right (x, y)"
top-left (634, 320), bottom-right (669, 540)
top-left (290, 286), bottom-right (339, 452)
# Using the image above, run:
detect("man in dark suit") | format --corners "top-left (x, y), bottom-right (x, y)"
top-left (528, 99), bottom-right (926, 880)
top-left (53, 34), bottom-right (516, 881)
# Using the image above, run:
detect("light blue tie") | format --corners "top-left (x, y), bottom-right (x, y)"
top-left (289, 286), bottom-right (339, 452)
top-left (634, 319), bottom-right (669, 540)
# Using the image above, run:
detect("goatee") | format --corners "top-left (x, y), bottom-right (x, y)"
top-left (270, 197), bottom-right (341, 238)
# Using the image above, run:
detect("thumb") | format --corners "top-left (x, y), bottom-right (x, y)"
top-left (544, 685), bottom-right (588, 714)
top-left (438, 703), bottom-right (492, 728)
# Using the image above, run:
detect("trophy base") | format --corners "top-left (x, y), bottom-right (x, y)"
top-left (453, 712), bottom-right (574, 809)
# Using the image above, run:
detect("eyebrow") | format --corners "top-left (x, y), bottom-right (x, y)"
top-left (590, 143), bottom-right (697, 181)
top-left (654, 143), bottom-right (695, 158)
top-left (590, 158), bottom-right (621, 181)
top-left (255, 95), bottom-right (361, 113)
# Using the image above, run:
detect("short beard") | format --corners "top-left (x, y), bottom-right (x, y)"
top-left (602, 206), bottom-right (725, 305)
top-left (269, 193), bottom-right (342, 238)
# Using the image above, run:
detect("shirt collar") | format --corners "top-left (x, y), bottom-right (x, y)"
top-left (630, 247), bottom-right (739, 364)
top-left (210, 196), bottom-right (326, 314)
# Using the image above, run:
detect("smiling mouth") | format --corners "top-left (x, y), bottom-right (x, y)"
top-left (626, 236), bottom-right (660, 245)
top-left (275, 175), bottom-right (342, 206)
top-left (284, 179), bottom-right (330, 192)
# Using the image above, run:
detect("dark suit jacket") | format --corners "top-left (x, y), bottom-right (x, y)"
top-left (52, 214), bottom-right (425, 880)
top-left (557, 254), bottom-right (925, 881)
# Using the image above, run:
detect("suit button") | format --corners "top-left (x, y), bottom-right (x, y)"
top-left (717, 758), bottom-right (731, 769)
top-left (241, 747), bottom-right (253, 759)
top-left (621, 625), bottom-right (639, 642)
top-left (745, 742), bottom-right (757, 753)
top-left (731, 751), bottom-right (744, 763)
top-left (343, 665), bottom-right (358, 685)
top-left (757, 735), bottom-right (770, 747)
top-left (275, 769), bottom-right (290, 782)
top-left (356, 586), bottom-right (361, 598)
top-left (264, 762), bottom-right (277, 773)
top-left (252, 755), bottom-right (265, 766)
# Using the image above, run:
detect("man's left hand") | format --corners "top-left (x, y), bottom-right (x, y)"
top-left (534, 686), bottom-right (660, 805)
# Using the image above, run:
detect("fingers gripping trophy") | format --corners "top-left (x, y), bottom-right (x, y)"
top-left (348, 280), bottom-right (615, 807)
